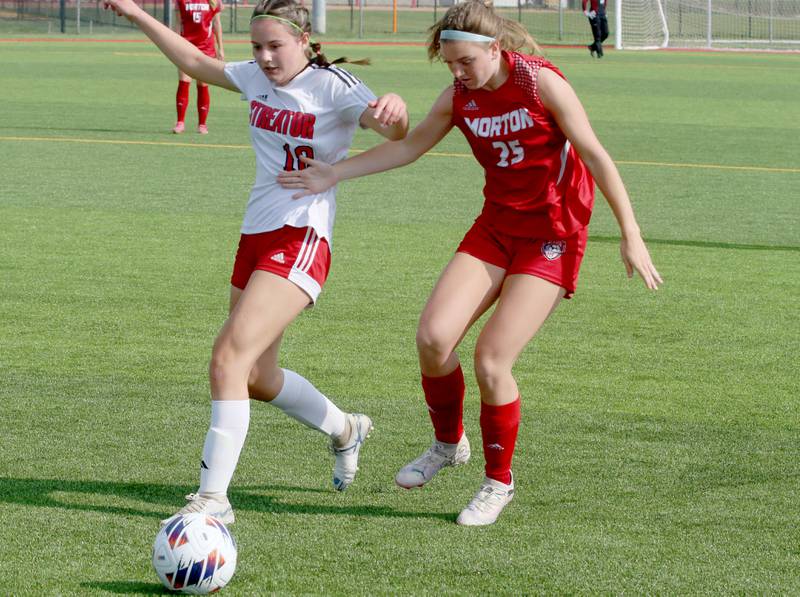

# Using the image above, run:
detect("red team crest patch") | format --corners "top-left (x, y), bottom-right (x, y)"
top-left (541, 240), bottom-right (566, 261)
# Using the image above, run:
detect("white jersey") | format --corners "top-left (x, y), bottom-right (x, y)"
top-left (223, 60), bottom-right (376, 244)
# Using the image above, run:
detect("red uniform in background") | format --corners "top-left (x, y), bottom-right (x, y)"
top-left (176, 0), bottom-right (222, 58)
top-left (172, 0), bottom-right (223, 134)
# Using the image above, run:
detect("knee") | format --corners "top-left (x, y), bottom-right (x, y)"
top-left (473, 343), bottom-right (510, 390)
top-left (208, 340), bottom-right (243, 388)
top-left (416, 323), bottom-right (455, 369)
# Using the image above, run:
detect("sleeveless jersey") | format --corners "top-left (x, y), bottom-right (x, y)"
top-left (452, 51), bottom-right (594, 239)
top-left (176, 0), bottom-right (221, 54)
top-left (223, 61), bottom-right (376, 245)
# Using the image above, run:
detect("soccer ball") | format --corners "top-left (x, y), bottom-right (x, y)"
top-left (152, 513), bottom-right (237, 594)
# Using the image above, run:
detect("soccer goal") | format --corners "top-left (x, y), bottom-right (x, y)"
top-left (616, 0), bottom-right (800, 50)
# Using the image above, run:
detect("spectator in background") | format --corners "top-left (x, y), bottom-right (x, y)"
top-left (582, 0), bottom-right (609, 58)
top-left (173, 0), bottom-right (224, 134)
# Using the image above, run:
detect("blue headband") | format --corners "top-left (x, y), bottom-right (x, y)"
top-left (439, 29), bottom-right (496, 43)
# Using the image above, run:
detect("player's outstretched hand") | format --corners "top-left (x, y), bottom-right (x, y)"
top-left (102, 0), bottom-right (140, 20)
top-left (620, 234), bottom-right (663, 290)
top-left (369, 93), bottom-right (407, 127)
top-left (277, 157), bottom-right (338, 199)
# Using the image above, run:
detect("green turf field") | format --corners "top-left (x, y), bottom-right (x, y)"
top-left (1, 38), bottom-right (799, 595)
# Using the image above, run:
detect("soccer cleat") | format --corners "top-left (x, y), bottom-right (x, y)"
top-left (172, 121), bottom-right (185, 134)
top-left (395, 433), bottom-right (470, 489)
top-left (331, 413), bottom-right (373, 491)
top-left (197, 124), bottom-right (209, 135)
top-left (160, 492), bottom-right (234, 527)
top-left (456, 474), bottom-right (514, 527)
top-left (588, 44), bottom-right (596, 58)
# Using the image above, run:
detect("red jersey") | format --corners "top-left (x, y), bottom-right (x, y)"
top-left (176, 0), bottom-right (221, 55)
top-left (582, 0), bottom-right (608, 14)
top-left (452, 51), bottom-right (594, 239)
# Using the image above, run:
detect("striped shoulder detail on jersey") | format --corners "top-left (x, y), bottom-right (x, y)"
top-left (310, 64), bottom-right (362, 88)
top-left (309, 63), bottom-right (351, 87)
top-left (329, 65), bottom-right (361, 86)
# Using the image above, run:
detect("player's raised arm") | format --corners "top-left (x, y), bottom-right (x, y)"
top-left (537, 68), bottom-right (663, 290)
top-left (278, 86), bottom-right (454, 197)
top-left (102, 0), bottom-right (237, 91)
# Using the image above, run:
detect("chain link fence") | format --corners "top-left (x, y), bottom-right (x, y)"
top-left (1, 0), bottom-right (797, 48)
top-left (0, 0), bottom-right (606, 44)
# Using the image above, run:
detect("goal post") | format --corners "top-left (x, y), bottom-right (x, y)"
top-left (615, 0), bottom-right (670, 49)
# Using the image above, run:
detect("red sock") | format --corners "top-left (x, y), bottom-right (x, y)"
top-left (421, 365), bottom-right (465, 444)
top-left (197, 83), bottom-right (210, 126)
top-left (480, 398), bottom-right (520, 485)
top-left (175, 80), bottom-right (190, 123)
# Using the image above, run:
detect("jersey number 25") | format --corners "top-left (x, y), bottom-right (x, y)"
top-left (492, 140), bottom-right (524, 168)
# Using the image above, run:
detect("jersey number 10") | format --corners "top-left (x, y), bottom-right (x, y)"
top-left (283, 143), bottom-right (315, 171)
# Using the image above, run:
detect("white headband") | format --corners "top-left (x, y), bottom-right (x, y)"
top-left (439, 29), bottom-right (496, 43)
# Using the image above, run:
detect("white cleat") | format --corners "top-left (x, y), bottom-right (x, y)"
top-left (456, 474), bottom-right (514, 527)
top-left (160, 492), bottom-right (234, 527)
top-left (331, 413), bottom-right (373, 491)
top-left (395, 434), bottom-right (471, 489)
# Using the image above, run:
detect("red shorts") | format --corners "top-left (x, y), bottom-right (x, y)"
top-left (456, 219), bottom-right (588, 299)
top-left (187, 38), bottom-right (217, 58)
top-left (230, 226), bottom-right (331, 304)
top-left (197, 44), bottom-right (218, 59)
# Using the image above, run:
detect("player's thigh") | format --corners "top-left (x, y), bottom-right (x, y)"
top-left (419, 252), bottom-right (506, 349)
top-left (216, 270), bottom-right (309, 364)
top-left (178, 70), bottom-right (191, 82)
top-left (476, 274), bottom-right (565, 366)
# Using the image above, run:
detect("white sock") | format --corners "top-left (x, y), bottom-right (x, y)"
top-left (198, 399), bottom-right (250, 497)
top-left (270, 369), bottom-right (347, 438)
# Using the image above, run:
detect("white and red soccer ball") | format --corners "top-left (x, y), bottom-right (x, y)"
top-left (152, 513), bottom-right (237, 594)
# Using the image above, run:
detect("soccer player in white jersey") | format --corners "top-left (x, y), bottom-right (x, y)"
top-left (102, 0), bottom-right (408, 524)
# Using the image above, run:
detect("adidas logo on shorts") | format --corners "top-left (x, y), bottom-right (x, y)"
top-left (270, 252), bottom-right (286, 264)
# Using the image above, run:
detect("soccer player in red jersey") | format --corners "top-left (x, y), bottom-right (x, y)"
top-left (173, 0), bottom-right (224, 134)
top-left (279, 0), bottom-right (662, 526)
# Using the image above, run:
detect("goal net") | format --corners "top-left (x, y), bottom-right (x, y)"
top-left (617, 0), bottom-right (800, 50)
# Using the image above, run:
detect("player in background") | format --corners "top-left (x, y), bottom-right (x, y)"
top-left (101, 0), bottom-right (408, 524)
top-left (278, 0), bottom-right (661, 526)
top-left (582, 0), bottom-right (609, 58)
top-left (173, 0), bottom-right (224, 134)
